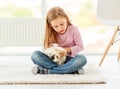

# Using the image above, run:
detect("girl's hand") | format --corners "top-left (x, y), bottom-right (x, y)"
top-left (63, 47), bottom-right (71, 54)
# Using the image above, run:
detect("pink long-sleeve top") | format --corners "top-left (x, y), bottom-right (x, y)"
top-left (57, 25), bottom-right (84, 57)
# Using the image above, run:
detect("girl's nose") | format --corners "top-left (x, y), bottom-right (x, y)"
top-left (58, 26), bottom-right (62, 31)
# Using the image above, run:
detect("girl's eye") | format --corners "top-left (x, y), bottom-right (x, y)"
top-left (54, 26), bottom-right (58, 28)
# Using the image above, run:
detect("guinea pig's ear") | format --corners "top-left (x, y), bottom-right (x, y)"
top-left (57, 50), bottom-right (66, 57)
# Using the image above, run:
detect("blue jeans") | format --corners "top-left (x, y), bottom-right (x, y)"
top-left (31, 51), bottom-right (87, 74)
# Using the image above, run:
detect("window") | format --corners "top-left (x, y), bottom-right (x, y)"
top-left (0, 0), bottom-right (41, 18)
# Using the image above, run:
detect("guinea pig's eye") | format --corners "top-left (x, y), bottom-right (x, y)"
top-left (56, 56), bottom-right (59, 59)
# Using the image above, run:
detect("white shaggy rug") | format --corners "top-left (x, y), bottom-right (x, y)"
top-left (0, 63), bottom-right (106, 84)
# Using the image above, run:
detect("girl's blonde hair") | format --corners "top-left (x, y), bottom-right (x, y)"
top-left (44, 6), bottom-right (72, 48)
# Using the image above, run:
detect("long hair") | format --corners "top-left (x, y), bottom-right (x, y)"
top-left (44, 6), bottom-right (72, 48)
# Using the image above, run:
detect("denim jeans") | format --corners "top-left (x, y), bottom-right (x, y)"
top-left (31, 51), bottom-right (87, 74)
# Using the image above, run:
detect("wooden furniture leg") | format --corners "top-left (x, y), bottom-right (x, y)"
top-left (118, 45), bottom-right (120, 61)
top-left (99, 27), bottom-right (119, 66)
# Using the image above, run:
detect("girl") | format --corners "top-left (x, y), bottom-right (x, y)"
top-left (31, 6), bottom-right (87, 74)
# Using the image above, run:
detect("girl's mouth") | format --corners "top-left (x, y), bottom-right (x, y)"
top-left (59, 30), bottom-right (64, 33)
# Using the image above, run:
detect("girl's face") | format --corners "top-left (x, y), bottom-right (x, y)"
top-left (50, 17), bottom-right (68, 34)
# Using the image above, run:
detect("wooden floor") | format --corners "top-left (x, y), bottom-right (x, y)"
top-left (0, 54), bottom-right (120, 89)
